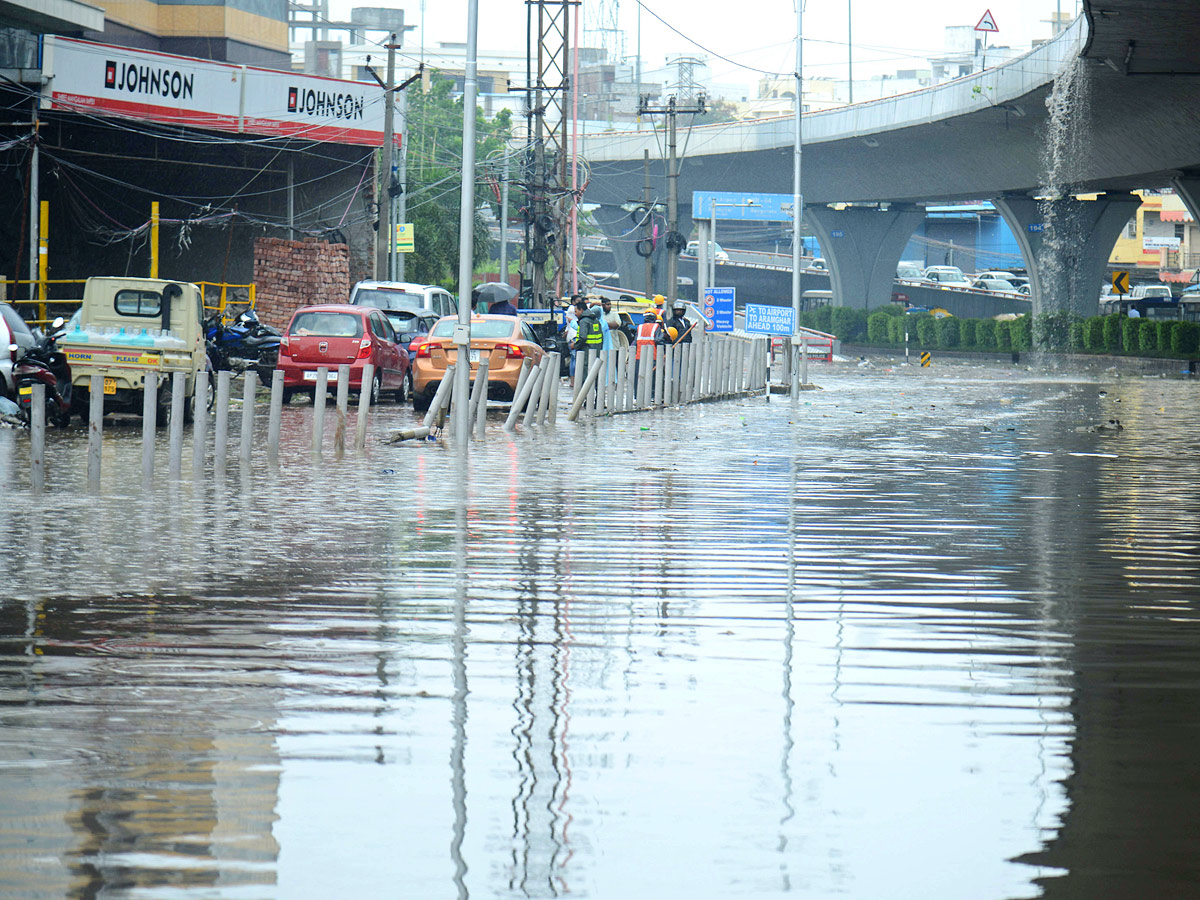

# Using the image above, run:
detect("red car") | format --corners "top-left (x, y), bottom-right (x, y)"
top-left (277, 304), bottom-right (410, 404)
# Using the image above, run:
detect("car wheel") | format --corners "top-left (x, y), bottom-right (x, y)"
top-left (370, 372), bottom-right (381, 405)
top-left (282, 388), bottom-right (295, 405)
top-left (395, 370), bottom-right (411, 403)
top-left (412, 389), bottom-right (431, 412)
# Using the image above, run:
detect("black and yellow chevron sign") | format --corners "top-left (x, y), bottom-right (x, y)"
top-left (1112, 271), bottom-right (1130, 295)
top-left (920, 351), bottom-right (932, 367)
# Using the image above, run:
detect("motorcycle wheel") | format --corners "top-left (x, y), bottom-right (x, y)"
top-left (51, 380), bottom-right (73, 428)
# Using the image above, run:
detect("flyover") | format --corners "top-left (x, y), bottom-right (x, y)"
top-left (582, 1), bottom-right (1200, 318)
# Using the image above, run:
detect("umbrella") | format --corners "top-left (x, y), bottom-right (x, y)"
top-left (473, 282), bottom-right (518, 304)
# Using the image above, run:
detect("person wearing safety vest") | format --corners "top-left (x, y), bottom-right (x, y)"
top-left (573, 296), bottom-right (603, 390)
top-left (633, 307), bottom-right (660, 402)
top-left (652, 294), bottom-right (667, 322)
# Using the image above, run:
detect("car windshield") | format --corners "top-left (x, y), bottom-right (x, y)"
top-left (289, 311), bottom-right (363, 338)
top-left (385, 311), bottom-right (427, 333)
top-left (431, 318), bottom-right (516, 339)
top-left (355, 288), bottom-right (425, 311)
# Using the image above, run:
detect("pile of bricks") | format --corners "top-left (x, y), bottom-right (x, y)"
top-left (252, 237), bottom-right (351, 330)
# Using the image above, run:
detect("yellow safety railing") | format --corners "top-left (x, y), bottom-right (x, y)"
top-left (199, 282), bottom-right (257, 323)
top-left (2, 280), bottom-right (87, 326)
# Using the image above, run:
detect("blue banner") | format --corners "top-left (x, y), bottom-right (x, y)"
top-left (702, 287), bottom-right (735, 333)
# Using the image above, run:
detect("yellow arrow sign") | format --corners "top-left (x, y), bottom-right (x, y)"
top-left (1112, 270), bottom-right (1130, 294)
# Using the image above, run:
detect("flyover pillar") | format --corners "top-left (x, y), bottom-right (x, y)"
top-left (804, 205), bottom-right (925, 309)
top-left (994, 192), bottom-right (1141, 319)
top-left (1170, 173), bottom-right (1200, 229)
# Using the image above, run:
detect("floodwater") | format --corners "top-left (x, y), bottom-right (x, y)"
top-left (3, 358), bottom-right (1200, 899)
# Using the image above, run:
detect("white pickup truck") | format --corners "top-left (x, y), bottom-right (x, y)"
top-left (60, 277), bottom-right (212, 422)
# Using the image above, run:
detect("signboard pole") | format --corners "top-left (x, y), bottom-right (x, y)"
top-left (791, 0), bottom-right (804, 399)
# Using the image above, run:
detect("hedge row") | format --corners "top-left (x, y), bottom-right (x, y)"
top-left (823, 305), bottom-right (1200, 358)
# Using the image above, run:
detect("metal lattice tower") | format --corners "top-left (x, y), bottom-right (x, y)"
top-left (523, 0), bottom-right (575, 304)
top-left (587, 0), bottom-right (624, 63)
top-left (669, 55), bottom-right (706, 105)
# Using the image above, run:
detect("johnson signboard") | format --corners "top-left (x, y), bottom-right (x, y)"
top-left (42, 36), bottom-right (391, 147)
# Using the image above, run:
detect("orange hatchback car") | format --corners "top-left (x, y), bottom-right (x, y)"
top-left (411, 315), bottom-right (545, 410)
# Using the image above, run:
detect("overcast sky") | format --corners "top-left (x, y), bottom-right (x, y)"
top-left (354, 0), bottom-right (1081, 94)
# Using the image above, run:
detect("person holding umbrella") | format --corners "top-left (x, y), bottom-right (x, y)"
top-left (473, 282), bottom-right (519, 317)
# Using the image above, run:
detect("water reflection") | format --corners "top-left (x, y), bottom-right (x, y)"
top-left (3, 366), bottom-right (1200, 897)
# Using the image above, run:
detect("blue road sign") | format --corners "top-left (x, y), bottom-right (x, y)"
top-left (745, 303), bottom-right (796, 335)
top-left (693, 191), bottom-right (794, 222)
top-left (703, 287), bottom-right (735, 333)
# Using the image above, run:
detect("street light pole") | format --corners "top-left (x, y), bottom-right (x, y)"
top-left (455, 0), bottom-right (479, 438)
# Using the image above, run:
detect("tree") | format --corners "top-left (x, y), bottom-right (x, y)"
top-left (693, 98), bottom-right (741, 125)
top-left (401, 73), bottom-right (513, 288)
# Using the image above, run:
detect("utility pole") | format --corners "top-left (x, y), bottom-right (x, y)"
top-left (366, 48), bottom-right (421, 282)
top-left (455, 0), bottom-right (479, 438)
top-left (643, 150), bottom-right (652, 297)
top-left (395, 88), bottom-right (408, 281)
top-left (638, 92), bottom-right (705, 304)
top-left (376, 34), bottom-right (397, 281)
top-left (499, 153), bottom-right (510, 287)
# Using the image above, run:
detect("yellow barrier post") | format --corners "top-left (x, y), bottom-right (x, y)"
top-left (38, 200), bottom-right (48, 323)
top-left (150, 201), bottom-right (159, 278)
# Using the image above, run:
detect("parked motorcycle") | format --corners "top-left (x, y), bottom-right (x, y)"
top-left (205, 308), bottom-right (281, 384)
top-left (11, 316), bottom-right (72, 427)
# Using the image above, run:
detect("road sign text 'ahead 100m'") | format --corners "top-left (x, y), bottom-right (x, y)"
top-left (745, 304), bottom-right (796, 335)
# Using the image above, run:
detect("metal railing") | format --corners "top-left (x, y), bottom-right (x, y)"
top-left (199, 282), bottom-right (257, 322)
top-left (1, 279), bottom-right (88, 325)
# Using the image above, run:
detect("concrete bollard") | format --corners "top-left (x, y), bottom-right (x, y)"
top-left (473, 358), bottom-right (490, 439)
top-left (585, 349), bottom-right (598, 416)
top-left (512, 357), bottom-right (533, 409)
top-left (169, 371), bottom-right (185, 478)
top-left (606, 348), bottom-right (618, 412)
top-left (535, 355), bottom-right (553, 424)
top-left (467, 356), bottom-right (489, 437)
top-left (312, 367), bottom-right (328, 453)
top-left (522, 358), bottom-right (547, 427)
top-left (547, 353), bottom-right (561, 425)
top-left (655, 346), bottom-right (666, 408)
top-left (214, 369), bottom-right (232, 471)
top-left (640, 350), bottom-right (653, 408)
top-left (88, 373), bottom-right (103, 490)
top-left (240, 370), bottom-right (256, 463)
top-left (192, 370), bottom-right (208, 477)
top-left (505, 355), bottom-right (546, 430)
top-left (801, 337), bottom-right (809, 386)
top-left (334, 364), bottom-right (350, 457)
top-left (141, 372), bottom-right (157, 483)
top-left (355, 364), bottom-right (372, 450)
top-left (267, 370), bottom-right (284, 462)
top-left (625, 347), bottom-right (637, 411)
top-left (616, 347), bottom-right (627, 411)
top-left (423, 364), bottom-right (456, 429)
top-left (30, 383), bottom-right (45, 492)
top-left (566, 355), bottom-right (607, 422)
top-left (384, 425), bottom-right (432, 443)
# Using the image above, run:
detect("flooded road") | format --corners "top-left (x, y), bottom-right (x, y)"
top-left (3, 359), bottom-right (1200, 899)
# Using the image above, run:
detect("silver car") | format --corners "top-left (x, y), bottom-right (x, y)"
top-left (1, 303), bottom-right (37, 401)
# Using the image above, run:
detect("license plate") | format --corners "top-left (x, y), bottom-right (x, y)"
top-left (468, 349), bottom-right (480, 363)
top-left (303, 370), bottom-right (338, 382)
top-left (103, 377), bottom-right (117, 395)
top-left (19, 386), bottom-right (31, 396)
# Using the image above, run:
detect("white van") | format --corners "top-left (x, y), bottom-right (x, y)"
top-left (349, 281), bottom-right (458, 319)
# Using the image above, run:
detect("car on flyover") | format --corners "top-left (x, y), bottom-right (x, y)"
top-left (971, 277), bottom-right (1019, 294)
top-left (684, 240), bottom-right (730, 262)
top-left (896, 262), bottom-right (924, 280)
top-left (410, 314), bottom-right (546, 410)
top-left (277, 305), bottom-right (410, 404)
top-left (922, 265), bottom-right (972, 288)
